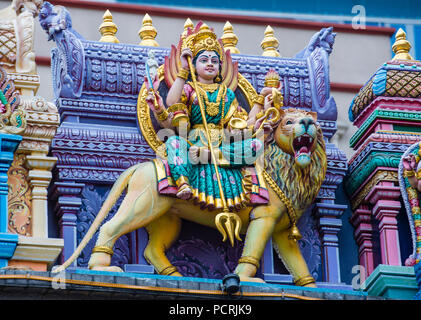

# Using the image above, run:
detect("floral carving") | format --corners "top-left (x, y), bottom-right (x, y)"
top-left (77, 184), bottom-right (131, 268)
top-left (8, 153), bottom-right (32, 236)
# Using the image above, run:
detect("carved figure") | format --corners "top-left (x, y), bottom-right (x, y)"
top-left (55, 107), bottom-right (326, 286)
top-left (52, 20), bottom-right (327, 287)
top-left (400, 143), bottom-right (421, 265)
top-left (0, 0), bottom-right (44, 74)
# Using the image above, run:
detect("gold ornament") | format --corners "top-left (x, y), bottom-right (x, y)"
top-left (261, 25), bottom-right (280, 57)
top-left (392, 28), bottom-right (414, 61)
top-left (177, 68), bottom-right (189, 81)
top-left (184, 23), bottom-right (224, 61)
top-left (182, 18), bottom-right (194, 39)
top-left (139, 13), bottom-right (159, 47)
top-left (99, 10), bottom-right (119, 43)
top-left (193, 82), bottom-right (227, 117)
top-left (294, 275), bottom-right (316, 287)
top-left (238, 256), bottom-right (260, 269)
top-left (221, 21), bottom-right (240, 54)
top-left (264, 69), bottom-right (280, 87)
top-left (92, 245), bottom-right (114, 256)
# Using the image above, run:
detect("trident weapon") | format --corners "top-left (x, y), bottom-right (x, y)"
top-left (186, 55), bottom-right (242, 247)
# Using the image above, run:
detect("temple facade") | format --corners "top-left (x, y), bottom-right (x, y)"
top-left (0, 0), bottom-right (419, 300)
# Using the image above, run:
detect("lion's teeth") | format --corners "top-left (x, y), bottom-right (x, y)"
top-left (298, 137), bottom-right (301, 143)
top-left (309, 137), bottom-right (313, 143)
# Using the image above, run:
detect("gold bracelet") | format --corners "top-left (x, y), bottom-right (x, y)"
top-left (159, 265), bottom-right (178, 276)
top-left (416, 170), bottom-right (421, 180)
top-left (92, 245), bottom-right (114, 256)
top-left (238, 256), bottom-right (260, 269)
top-left (294, 275), bottom-right (316, 287)
top-left (156, 109), bottom-right (169, 121)
top-left (256, 110), bottom-right (264, 120)
top-left (177, 68), bottom-right (189, 81)
top-left (254, 94), bottom-right (265, 106)
top-left (404, 169), bottom-right (416, 178)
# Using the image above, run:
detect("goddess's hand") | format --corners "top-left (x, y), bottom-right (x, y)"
top-left (180, 48), bottom-right (193, 70)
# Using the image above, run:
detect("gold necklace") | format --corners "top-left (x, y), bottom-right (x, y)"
top-left (262, 170), bottom-right (302, 241)
top-left (189, 82), bottom-right (226, 117)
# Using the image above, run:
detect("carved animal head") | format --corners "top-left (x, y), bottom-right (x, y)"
top-left (274, 108), bottom-right (320, 168)
top-left (265, 108), bottom-right (326, 210)
top-left (39, 2), bottom-right (71, 40)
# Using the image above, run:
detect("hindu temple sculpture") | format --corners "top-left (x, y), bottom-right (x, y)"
top-left (48, 18), bottom-right (328, 287)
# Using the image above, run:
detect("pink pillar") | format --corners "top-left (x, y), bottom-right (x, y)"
top-left (350, 205), bottom-right (375, 277)
top-left (366, 183), bottom-right (402, 266)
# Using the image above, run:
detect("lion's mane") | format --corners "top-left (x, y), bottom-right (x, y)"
top-left (264, 127), bottom-right (327, 211)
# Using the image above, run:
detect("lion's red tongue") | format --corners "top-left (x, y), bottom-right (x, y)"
top-left (298, 146), bottom-right (309, 155)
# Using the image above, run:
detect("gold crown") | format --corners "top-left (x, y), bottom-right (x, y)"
top-left (184, 22), bottom-right (224, 61)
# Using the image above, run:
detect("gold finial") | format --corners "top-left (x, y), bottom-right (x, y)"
top-left (261, 25), bottom-right (280, 57)
top-left (99, 10), bottom-right (119, 43)
top-left (139, 13), bottom-right (159, 47)
top-left (392, 28), bottom-right (414, 61)
top-left (182, 18), bottom-right (194, 38)
top-left (221, 21), bottom-right (240, 54)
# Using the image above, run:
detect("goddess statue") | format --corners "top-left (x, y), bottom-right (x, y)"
top-left (144, 22), bottom-right (281, 212)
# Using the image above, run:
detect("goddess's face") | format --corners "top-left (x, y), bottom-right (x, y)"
top-left (195, 51), bottom-right (220, 81)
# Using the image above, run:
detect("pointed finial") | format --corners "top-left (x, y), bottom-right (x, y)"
top-left (182, 18), bottom-right (194, 38)
top-left (392, 28), bottom-right (414, 61)
top-left (139, 13), bottom-right (159, 47)
top-left (261, 25), bottom-right (280, 57)
top-left (221, 21), bottom-right (240, 54)
top-left (99, 10), bottom-right (119, 43)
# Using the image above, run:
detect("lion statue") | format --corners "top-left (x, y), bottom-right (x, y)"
top-left (54, 108), bottom-right (327, 287)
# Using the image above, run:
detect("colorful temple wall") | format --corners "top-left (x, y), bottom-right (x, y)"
top-left (1, 0), bottom-right (420, 300)
top-left (0, 0), bottom-right (63, 271)
top-left (346, 29), bottom-right (421, 298)
top-left (34, 2), bottom-right (352, 287)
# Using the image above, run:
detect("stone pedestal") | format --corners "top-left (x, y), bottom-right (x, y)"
top-left (363, 264), bottom-right (418, 299)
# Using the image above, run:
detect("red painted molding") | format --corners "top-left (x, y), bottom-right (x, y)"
top-left (330, 82), bottom-right (362, 93)
top-left (49, 0), bottom-right (395, 36)
top-left (35, 56), bottom-right (51, 66)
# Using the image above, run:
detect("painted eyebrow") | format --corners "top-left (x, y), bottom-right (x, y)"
top-left (198, 54), bottom-right (218, 60)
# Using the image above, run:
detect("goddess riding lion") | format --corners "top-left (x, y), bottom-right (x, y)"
top-left (54, 107), bottom-right (327, 287)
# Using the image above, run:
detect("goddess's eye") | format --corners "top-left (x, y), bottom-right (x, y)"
top-left (286, 120), bottom-right (293, 125)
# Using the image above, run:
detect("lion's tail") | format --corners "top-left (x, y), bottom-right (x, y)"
top-left (52, 163), bottom-right (143, 273)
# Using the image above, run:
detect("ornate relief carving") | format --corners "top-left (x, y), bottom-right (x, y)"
top-left (8, 153), bottom-right (32, 236)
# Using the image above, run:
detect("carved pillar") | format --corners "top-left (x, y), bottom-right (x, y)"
top-left (26, 155), bottom-right (57, 237)
top-left (52, 182), bottom-right (85, 266)
top-left (366, 183), bottom-right (402, 266)
top-left (350, 204), bottom-right (375, 277)
top-left (314, 201), bottom-right (347, 283)
top-left (0, 133), bottom-right (21, 267)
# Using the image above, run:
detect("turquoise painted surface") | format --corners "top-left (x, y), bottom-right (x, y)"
top-left (118, 0), bottom-right (419, 20)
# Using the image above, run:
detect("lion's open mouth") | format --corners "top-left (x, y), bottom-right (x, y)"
top-left (292, 134), bottom-right (314, 158)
